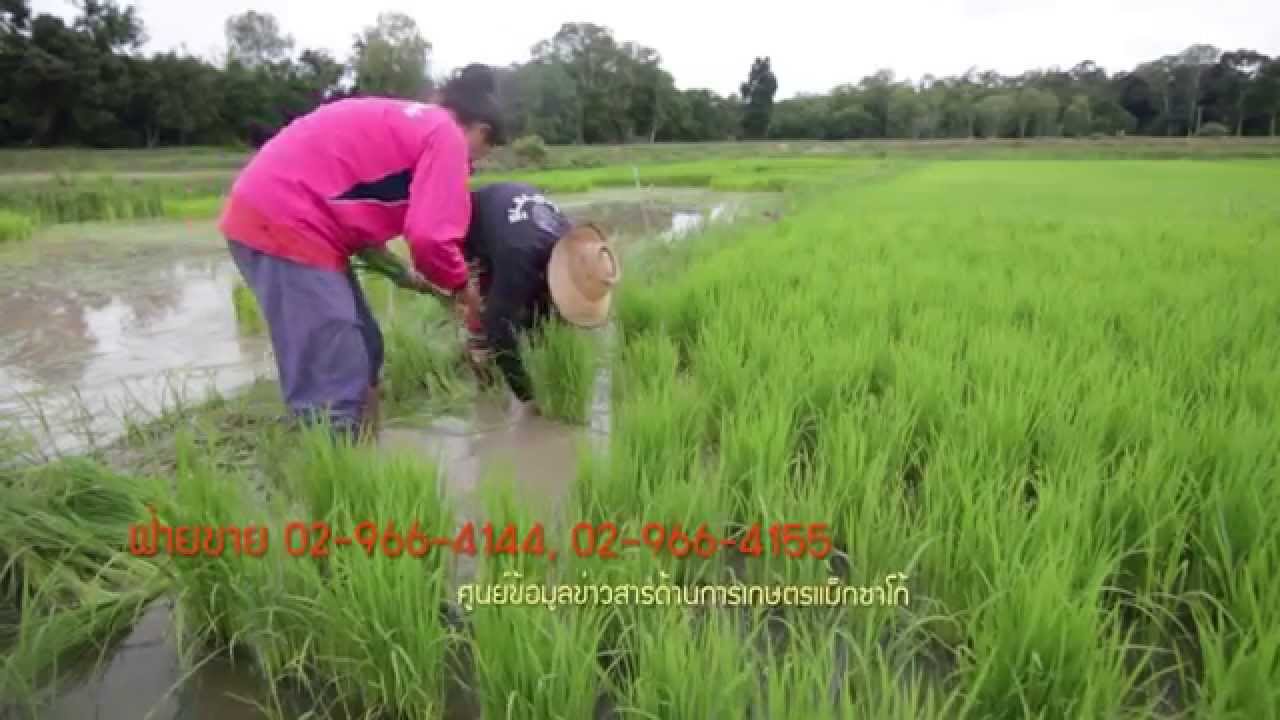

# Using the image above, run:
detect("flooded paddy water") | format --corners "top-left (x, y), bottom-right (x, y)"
top-left (5, 187), bottom-right (781, 720)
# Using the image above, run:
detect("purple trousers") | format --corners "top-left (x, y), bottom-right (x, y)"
top-left (227, 239), bottom-right (383, 433)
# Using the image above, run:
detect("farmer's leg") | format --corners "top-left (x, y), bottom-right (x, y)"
top-left (346, 268), bottom-right (385, 437)
top-left (227, 239), bottom-right (372, 438)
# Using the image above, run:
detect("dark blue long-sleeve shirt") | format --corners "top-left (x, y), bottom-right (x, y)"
top-left (462, 182), bottom-right (572, 402)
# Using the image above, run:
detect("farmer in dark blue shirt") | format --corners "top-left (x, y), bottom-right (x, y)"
top-left (460, 182), bottom-right (620, 412)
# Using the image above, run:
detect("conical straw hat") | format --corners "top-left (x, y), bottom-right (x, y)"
top-left (547, 223), bottom-right (620, 328)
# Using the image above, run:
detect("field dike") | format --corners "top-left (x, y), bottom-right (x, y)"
top-left (4, 158), bottom-right (1280, 718)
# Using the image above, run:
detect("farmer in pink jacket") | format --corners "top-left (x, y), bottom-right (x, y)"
top-left (219, 64), bottom-right (504, 439)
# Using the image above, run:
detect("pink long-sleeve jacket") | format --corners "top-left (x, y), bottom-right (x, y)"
top-left (218, 97), bottom-right (474, 293)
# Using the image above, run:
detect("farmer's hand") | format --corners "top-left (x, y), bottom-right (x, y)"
top-left (464, 334), bottom-right (496, 385)
top-left (397, 268), bottom-right (438, 295)
top-left (456, 281), bottom-right (483, 324)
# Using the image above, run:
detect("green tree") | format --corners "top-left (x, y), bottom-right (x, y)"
top-left (1015, 87), bottom-right (1059, 137)
top-left (1207, 50), bottom-right (1270, 135)
top-left (740, 56), bottom-right (778, 139)
top-left (351, 12), bottom-right (431, 99)
top-left (1062, 94), bottom-right (1091, 136)
top-left (532, 23), bottom-right (629, 143)
top-left (224, 10), bottom-right (294, 69)
top-left (975, 93), bottom-right (1015, 138)
top-left (1254, 59), bottom-right (1280, 136)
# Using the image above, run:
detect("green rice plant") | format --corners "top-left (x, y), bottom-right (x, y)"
top-left (379, 291), bottom-right (473, 416)
top-left (521, 319), bottom-right (599, 424)
top-left (463, 476), bottom-right (611, 720)
top-left (0, 175), bottom-right (230, 226)
top-left (615, 605), bottom-right (757, 718)
top-left (269, 426), bottom-right (457, 717)
top-left (1187, 535), bottom-right (1280, 718)
top-left (162, 194), bottom-right (224, 220)
top-left (161, 431), bottom-right (268, 651)
top-left (597, 377), bottom-right (707, 512)
top-left (754, 617), bottom-right (956, 720)
top-left (231, 281), bottom-right (265, 335)
top-left (0, 210), bottom-right (34, 243)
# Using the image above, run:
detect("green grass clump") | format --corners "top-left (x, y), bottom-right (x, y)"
top-left (521, 320), bottom-right (599, 424)
top-left (0, 210), bottom-right (35, 243)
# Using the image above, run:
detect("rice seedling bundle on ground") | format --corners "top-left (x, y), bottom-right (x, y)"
top-left (0, 458), bottom-right (167, 707)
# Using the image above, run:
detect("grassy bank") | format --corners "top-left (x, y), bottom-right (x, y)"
top-left (4, 155), bottom-right (1279, 717)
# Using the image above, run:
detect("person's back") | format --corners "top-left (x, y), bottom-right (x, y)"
top-left (227, 97), bottom-right (470, 276)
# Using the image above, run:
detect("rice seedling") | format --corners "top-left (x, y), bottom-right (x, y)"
top-left (0, 175), bottom-right (230, 227)
top-left (376, 286), bottom-right (475, 417)
top-left (521, 319), bottom-right (600, 424)
top-left (231, 281), bottom-right (266, 335)
top-left (463, 476), bottom-right (612, 720)
top-left (162, 195), bottom-right (224, 220)
top-left (0, 210), bottom-right (35, 243)
top-left (614, 605), bottom-right (757, 718)
top-left (0, 458), bottom-right (167, 705)
top-left (161, 431), bottom-right (270, 651)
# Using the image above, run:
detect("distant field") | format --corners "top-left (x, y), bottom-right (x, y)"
top-left (2, 136), bottom-right (1279, 179)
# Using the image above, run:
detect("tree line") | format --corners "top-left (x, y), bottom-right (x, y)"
top-left (2, 0), bottom-right (1278, 150)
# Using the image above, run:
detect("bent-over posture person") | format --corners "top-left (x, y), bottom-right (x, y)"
top-left (218, 64), bottom-right (506, 439)
top-left (460, 182), bottom-right (621, 411)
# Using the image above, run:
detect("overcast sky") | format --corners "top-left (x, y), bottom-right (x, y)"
top-left (30, 0), bottom-right (1280, 98)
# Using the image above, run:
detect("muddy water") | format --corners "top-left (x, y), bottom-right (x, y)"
top-left (0, 189), bottom-right (765, 457)
top-left (15, 189), bottom-right (772, 720)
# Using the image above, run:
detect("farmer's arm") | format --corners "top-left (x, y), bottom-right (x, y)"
top-left (402, 128), bottom-right (472, 296)
top-left (483, 258), bottom-right (543, 403)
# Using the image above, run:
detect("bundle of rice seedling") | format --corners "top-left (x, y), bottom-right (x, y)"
top-left (0, 459), bottom-right (168, 702)
top-left (350, 247), bottom-right (413, 286)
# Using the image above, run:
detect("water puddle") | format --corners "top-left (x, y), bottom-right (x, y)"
top-left (31, 601), bottom-right (271, 720)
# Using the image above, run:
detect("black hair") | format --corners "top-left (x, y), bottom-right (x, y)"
top-left (440, 64), bottom-right (507, 146)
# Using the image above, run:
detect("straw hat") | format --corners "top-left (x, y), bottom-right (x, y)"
top-left (547, 223), bottom-right (620, 328)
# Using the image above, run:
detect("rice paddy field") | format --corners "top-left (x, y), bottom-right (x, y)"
top-left (2, 147), bottom-right (1279, 718)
